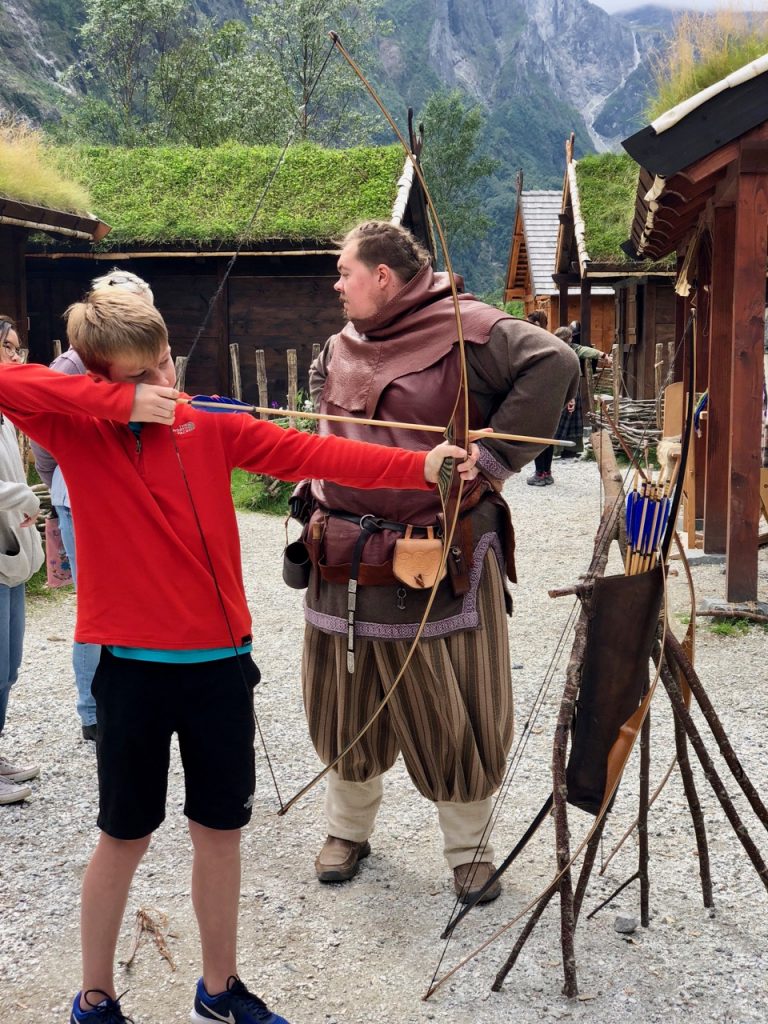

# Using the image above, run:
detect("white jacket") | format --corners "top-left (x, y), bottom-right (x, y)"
top-left (0, 413), bottom-right (44, 587)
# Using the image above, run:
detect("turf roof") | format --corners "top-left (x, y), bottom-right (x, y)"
top-left (49, 142), bottom-right (406, 249)
top-left (0, 129), bottom-right (91, 213)
top-left (574, 153), bottom-right (674, 271)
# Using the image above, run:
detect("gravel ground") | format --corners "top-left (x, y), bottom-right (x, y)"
top-left (1, 457), bottom-right (767, 1024)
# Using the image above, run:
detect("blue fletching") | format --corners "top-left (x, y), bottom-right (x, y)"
top-left (189, 395), bottom-right (253, 413)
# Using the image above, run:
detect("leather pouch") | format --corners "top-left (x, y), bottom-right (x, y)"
top-left (282, 540), bottom-right (311, 590)
top-left (392, 526), bottom-right (446, 589)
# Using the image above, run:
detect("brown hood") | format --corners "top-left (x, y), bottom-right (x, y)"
top-left (323, 265), bottom-right (511, 417)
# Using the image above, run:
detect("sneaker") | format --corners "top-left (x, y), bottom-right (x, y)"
top-left (71, 989), bottom-right (133, 1022)
top-left (314, 835), bottom-right (371, 883)
top-left (0, 755), bottom-right (39, 783)
top-left (0, 776), bottom-right (32, 804)
top-left (526, 472), bottom-right (554, 487)
top-left (191, 976), bottom-right (290, 1024)
top-left (82, 724), bottom-right (98, 742)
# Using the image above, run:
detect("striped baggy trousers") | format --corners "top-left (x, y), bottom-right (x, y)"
top-left (302, 551), bottom-right (514, 804)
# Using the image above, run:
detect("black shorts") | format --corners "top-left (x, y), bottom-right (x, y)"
top-left (92, 648), bottom-right (260, 840)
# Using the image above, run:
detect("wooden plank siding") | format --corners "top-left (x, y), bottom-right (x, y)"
top-left (26, 253), bottom-right (342, 400)
top-left (0, 227), bottom-right (29, 342)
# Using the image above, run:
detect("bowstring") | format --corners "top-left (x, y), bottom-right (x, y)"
top-left (171, 38), bottom-right (338, 812)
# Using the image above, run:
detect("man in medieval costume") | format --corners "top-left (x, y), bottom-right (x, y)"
top-left (298, 221), bottom-right (579, 903)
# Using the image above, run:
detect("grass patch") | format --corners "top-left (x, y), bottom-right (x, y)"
top-left (575, 153), bottom-right (673, 270)
top-left (647, 11), bottom-right (768, 121)
top-left (0, 118), bottom-right (91, 212)
top-left (231, 470), bottom-right (293, 516)
top-left (46, 142), bottom-right (405, 248)
top-left (708, 617), bottom-right (753, 638)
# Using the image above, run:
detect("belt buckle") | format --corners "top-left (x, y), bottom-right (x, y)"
top-left (359, 513), bottom-right (382, 532)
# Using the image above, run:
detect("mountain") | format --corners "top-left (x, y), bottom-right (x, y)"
top-left (0, 0), bottom-right (677, 288)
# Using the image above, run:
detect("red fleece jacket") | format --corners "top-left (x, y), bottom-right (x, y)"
top-left (0, 364), bottom-right (430, 648)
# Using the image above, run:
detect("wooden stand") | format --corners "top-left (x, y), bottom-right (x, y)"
top-left (490, 434), bottom-right (768, 998)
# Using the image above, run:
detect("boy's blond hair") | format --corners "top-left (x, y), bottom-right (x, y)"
top-left (65, 290), bottom-right (168, 377)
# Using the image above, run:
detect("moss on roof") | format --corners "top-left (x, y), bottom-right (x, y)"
top-left (0, 124), bottom-right (91, 213)
top-left (575, 153), bottom-right (673, 270)
top-left (49, 143), bottom-right (405, 249)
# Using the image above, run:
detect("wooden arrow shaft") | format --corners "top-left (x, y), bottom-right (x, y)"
top-left (180, 399), bottom-right (576, 449)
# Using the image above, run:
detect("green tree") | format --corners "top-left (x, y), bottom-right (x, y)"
top-left (59, 0), bottom-right (282, 146)
top-left (247, 0), bottom-right (390, 144)
top-left (418, 89), bottom-right (498, 260)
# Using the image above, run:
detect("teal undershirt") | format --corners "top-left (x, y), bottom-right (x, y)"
top-left (109, 423), bottom-right (252, 664)
top-left (108, 644), bottom-right (252, 664)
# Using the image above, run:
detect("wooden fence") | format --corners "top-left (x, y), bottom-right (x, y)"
top-left (175, 343), bottom-right (322, 414)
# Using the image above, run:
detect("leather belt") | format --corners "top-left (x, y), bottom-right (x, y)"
top-left (324, 511), bottom-right (439, 674)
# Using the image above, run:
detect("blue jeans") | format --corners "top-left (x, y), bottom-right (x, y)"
top-left (56, 505), bottom-right (99, 727)
top-left (0, 583), bottom-right (25, 735)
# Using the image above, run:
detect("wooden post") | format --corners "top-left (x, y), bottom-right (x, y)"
top-left (287, 349), bottom-right (298, 411)
top-left (559, 281), bottom-right (569, 327)
top-left (255, 349), bottom-right (268, 418)
top-left (612, 343), bottom-right (620, 411)
top-left (579, 278), bottom-right (592, 345)
top-left (726, 147), bottom-right (768, 601)
top-left (174, 356), bottom-right (188, 393)
top-left (229, 343), bottom-right (242, 401)
top-left (654, 343), bottom-right (663, 421)
top-left (216, 262), bottom-right (230, 399)
top-left (704, 204), bottom-right (736, 554)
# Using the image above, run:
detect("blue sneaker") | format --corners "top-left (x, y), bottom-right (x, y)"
top-left (191, 976), bottom-right (290, 1024)
top-left (70, 990), bottom-right (133, 1022)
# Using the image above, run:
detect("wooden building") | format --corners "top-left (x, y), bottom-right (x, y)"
top-left (622, 53), bottom-right (768, 601)
top-left (26, 143), bottom-right (431, 401)
top-left (0, 196), bottom-right (107, 345)
top-left (505, 170), bottom-right (615, 346)
top-left (554, 139), bottom-right (676, 395)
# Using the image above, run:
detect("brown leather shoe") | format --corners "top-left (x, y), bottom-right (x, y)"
top-left (453, 861), bottom-right (502, 904)
top-left (315, 835), bottom-right (371, 883)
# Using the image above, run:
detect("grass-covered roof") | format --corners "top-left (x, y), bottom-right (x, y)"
top-left (575, 153), bottom-right (673, 271)
top-left (49, 143), bottom-right (406, 249)
top-left (0, 122), bottom-right (91, 213)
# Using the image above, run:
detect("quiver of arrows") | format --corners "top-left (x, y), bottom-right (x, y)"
top-left (566, 566), bottom-right (664, 815)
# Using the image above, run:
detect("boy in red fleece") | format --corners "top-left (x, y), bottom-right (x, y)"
top-left (0, 290), bottom-right (475, 1024)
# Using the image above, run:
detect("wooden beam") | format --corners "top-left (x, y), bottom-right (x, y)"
top-left (704, 205), bottom-right (735, 553)
top-left (726, 153), bottom-right (768, 601)
top-left (580, 278), bottom-right (592, 344)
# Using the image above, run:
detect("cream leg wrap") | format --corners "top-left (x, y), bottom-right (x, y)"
top-left (325, 770), bottom-right (384, 843)
top-left (436, 797), bottom-right (495, 869)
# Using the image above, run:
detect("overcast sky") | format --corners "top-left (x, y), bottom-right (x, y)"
top-left (593, 0), bottom-right (768, 11)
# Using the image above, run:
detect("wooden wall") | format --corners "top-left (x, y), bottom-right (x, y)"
top-left (0, 227), bottom-right (28, 342)
top-left (536, 293), bottom-right (615, 352)
top-left (26, 253), bottom-right (343, 400)
top-left (614, 278), bottom-right (676, 399)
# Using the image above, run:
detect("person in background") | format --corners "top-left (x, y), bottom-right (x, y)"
top-left (526, 310), bottom-right (548, 330)
top-left (0, 316), bottom-right (44, 804)
top-left (559, 321), bottom-right (613, 459)
top-left (32, 269), bottom-right (154, 742)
